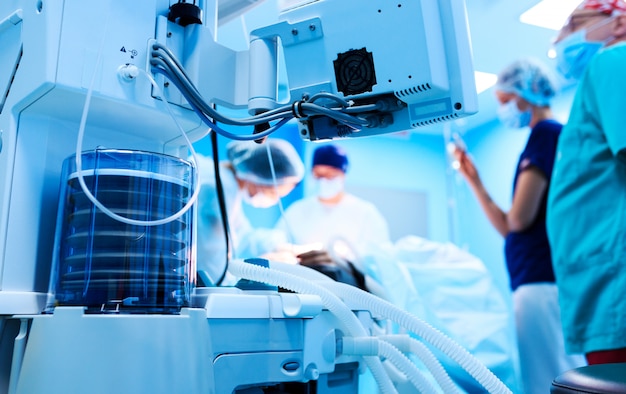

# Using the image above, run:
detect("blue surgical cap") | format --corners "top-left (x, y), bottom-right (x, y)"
top-left (227, 139), bottom-right (304, 186)
top-left (496, 58), bottom-right (557, 107)
top-left (312, 144), bottom-right (349, 173)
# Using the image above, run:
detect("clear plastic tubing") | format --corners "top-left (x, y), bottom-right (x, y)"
top-left (322, 280), bottom-right (513, 394)
top-left (227, 259), bottom-right (398, 394)
top-left (379, 334), bottom-right (459, 394)
top-left (269, 261), bottom-right (458, 393)
top-left (340, 336), bottom-right (440, 393)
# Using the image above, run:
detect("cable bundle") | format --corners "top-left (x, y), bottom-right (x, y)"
top-left (149, 42), bottom-right (396, 140)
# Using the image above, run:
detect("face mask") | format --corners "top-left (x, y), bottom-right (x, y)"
top-left (241, 190), bottom-right (277, 208)
top-left (554, 29), bottom-right (604, 80)
top-left (554, 17), bottom-right (615, 80)
top-left (497, 100), bottom-right (531, 129)
top-left (316, 178), bottom-right (344, 199)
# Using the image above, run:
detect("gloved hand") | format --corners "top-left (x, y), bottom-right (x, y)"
top-left (297, 249), bottom-right (336, 267)
top-left (298, 249), bottom-right (367, 290)
top-left (453, 147), bottom-right (482, 188)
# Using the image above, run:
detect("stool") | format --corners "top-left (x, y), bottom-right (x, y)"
top-left (551, 363), bottom-right (626, 393)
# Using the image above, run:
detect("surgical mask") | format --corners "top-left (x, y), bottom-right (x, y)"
top-left (554, 30), bottom-right (604, 80)
top-left (497, 100), bottom-right (531, 129)
top-left (241, 190), bottom-right (277, 208)
top-left (554, 17), bottom-right (615, 80)
top-left (316, 178), bottom-right (344, 199)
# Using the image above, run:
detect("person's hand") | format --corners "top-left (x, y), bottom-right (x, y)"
top-left (453, 147), bottom-right (481, 186)
top-left (260, 250), bottom-right (299, 264)
top-left (297, 249), bottom-right (336, 267)
top-left (261, 242), bottom-right (326, 265)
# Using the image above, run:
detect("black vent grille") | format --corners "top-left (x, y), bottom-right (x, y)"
top-left (333, 48), bottom-right (377, 96)
top-left (413, 112), bottom-right (460, 127)
top-left (396, 83), bottom-right (432, 98)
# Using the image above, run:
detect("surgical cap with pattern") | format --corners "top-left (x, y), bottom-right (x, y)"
top-left (226, 139), bottom-right (304, 186)
top-left (578, 0), bottom-right (626, 15)
top-left (495, 58), bottom-right (557, 107)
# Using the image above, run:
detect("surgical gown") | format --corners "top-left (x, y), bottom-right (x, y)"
top-left (547, 42), bottom-right (626, 355)
top-left (195, 155), bottom-right (287, 285)
top-left (274, 193), bottom-right (390, 253)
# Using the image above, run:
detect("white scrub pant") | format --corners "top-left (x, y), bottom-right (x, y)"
top-left (513, 283), bottom-right (585, 394)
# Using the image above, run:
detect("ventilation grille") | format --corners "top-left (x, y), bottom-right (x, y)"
top-left (334, 48), bottom-right (377, 96)
top-left (412, 112), bottom-right (460, 127)
top-left (395, 83), bottom-right (432, 99)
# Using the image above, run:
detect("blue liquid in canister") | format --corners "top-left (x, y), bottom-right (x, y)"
top-left (46, 149), bottom-right (195, 314)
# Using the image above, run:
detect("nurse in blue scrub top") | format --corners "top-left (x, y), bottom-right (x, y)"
top-left (453, 58), bottom-right (585, 394)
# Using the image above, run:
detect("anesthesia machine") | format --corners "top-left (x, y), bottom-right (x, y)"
top-left (0, 0), bottom-right (508, 392)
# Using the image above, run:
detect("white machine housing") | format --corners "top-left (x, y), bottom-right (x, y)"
top-left (253, 0), bottom-right (478, 139)
top-left (0, 0), bottom-right (482, 393)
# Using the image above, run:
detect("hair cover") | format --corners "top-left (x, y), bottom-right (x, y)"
top-left (496, 58), bottom-right (558, 107)
top-left (312, 144), bottom-right (349, 173)
top-left (227, 139), bottom-right (304, 185)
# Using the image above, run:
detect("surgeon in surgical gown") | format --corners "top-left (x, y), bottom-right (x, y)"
top-left (195, 138), bottom-right (304, 285)
top-left (274, 143), bottom-right (390, 258)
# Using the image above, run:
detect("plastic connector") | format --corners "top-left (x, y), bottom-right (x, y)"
top-left (340, 336), bottom-right (379, 357)
top-left (376, 334), bottom-right (412, 352)
top-left (122, 297), bottom-right (140, 306)
top-left (118, 64), bottom-right (139, 82)
top-left (304, 364), bottom-right (320, 380)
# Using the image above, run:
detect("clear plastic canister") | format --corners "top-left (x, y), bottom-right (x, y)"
top-left (46, 149), bottom-right (195, 314)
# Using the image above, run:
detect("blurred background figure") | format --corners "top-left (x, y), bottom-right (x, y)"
top-left (276, 143), bottom-right (390, 248)
top-left (453, 58), bottom-right (584, 393)
top-left (195, 138), bottom-right (304, 286)
top-left (274, 143), bottom-right (390, 288)
top-left (548, 0), bottom-right (626, 366)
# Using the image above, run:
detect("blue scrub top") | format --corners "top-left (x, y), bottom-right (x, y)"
top-left (547, 43), bottom-right (626, 354)
top-left (505, 119), bottom-right (561, 291)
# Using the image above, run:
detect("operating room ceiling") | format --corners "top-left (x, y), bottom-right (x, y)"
top-left (460, 0), bottom-right (577, 131)
top-left (219, 0), bottom-right (577, 133)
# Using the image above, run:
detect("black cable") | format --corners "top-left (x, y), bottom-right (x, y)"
top-left (210, 130), bottom-right (231, 286)
top-left (253, 110), bottom-right (270, 144)
top-left (150, 45), bottom-right (372, 127)
top-left (151, 61), bottom-right (290, 140)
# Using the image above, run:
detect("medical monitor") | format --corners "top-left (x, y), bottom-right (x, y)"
top-left (250, 0), bottom-right (478, 140)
